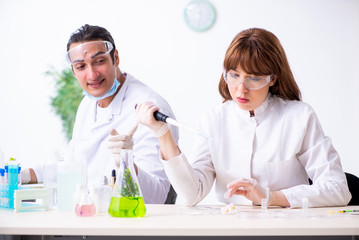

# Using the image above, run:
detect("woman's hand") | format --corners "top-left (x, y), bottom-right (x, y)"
top-left (224, 178), bottom-right (271, 205)
top-left (135, 102), bottom-right (170, 137)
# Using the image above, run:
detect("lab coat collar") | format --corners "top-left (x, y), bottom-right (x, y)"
top-left (90, 72), bottom-right (130, 130)
top-left (253, 93), bottom-right (271, 117)
top-left (233, 93), bottom-right (272, 121)
top-left (110, 72), bottom-right (130, 115)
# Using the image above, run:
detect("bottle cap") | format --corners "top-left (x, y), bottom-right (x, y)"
top-left (76, 183), bottom-right (84, 191)
top-left (101, 176), bottom-right (109, 185)
top-left (8, 157), bottom-right (17, 165)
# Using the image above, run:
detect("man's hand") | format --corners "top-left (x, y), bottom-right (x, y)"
top-left (21, 168), bottom-right (38, 184)
top-left (108, 124), bottom-right (138, 168)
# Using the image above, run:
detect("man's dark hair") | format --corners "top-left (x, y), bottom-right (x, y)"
top-left (67, 24), bottom-right (116, 63)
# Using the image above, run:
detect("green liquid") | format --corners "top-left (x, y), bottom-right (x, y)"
top-left (108, 196), bottom-right (146, 218)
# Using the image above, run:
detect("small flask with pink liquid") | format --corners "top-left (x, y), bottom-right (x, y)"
top-left (74, 184), bottom-right (96, 217)
top-left (73, 140), bottom-right (96, 217)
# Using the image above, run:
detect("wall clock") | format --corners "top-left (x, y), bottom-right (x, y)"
top-left (184, 0), bottom-right (216, 32)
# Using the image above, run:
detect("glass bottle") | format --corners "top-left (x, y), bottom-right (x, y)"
top-left (44, 150), bottom-right (63, 208)
top-left (110, 169), bottom-right (116, 189)
top-left (57, 143), bottom-right (82, 212)
top-left (91, 176), bottom-right (112, 214)
top-left (108, 149), bottom-right (146, 218)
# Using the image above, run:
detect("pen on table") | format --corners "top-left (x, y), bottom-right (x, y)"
top-left (328, 210), bottom-right (359, 213)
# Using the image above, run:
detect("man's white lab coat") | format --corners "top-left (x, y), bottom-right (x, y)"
top-left (71, 73), bottom-right (178, 204)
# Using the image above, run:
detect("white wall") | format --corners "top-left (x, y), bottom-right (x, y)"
top-left (0, 0), bottom-right (358, 205)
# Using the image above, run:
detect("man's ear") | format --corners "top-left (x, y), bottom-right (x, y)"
top-left (114, 49), bottom-right (120, 66)
top-left (72, 67), bottom-right (76, 77)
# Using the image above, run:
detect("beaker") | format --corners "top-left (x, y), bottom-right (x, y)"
top-left (44, 150), bottom-right (63, 208)
top-left (108, 149), bottom-right (146, 218)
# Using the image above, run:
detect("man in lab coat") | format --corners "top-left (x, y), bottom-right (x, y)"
top-left (23, 24), bottom-right (179, 204)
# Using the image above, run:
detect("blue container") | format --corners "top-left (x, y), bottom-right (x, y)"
top-left (0, 165), bottom-right (19, 209)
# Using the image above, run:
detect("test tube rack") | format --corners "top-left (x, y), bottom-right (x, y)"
top-left (0, 166), bottom-right (49, 212)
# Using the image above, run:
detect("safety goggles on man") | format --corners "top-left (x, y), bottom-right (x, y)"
top-left (223, 70), bottom-right (272, 90)
top-left (66, 41), bottom-right (114, 66)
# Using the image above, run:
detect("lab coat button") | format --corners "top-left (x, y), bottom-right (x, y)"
top-left (108, 118), bottom-right (112, 122)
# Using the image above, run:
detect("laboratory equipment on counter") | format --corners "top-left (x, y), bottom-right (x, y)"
top-left (13, 185), bottom-right (49, 212)
top-left (91, 176), bottom-right (112, 214)
top-left (73, 140), bottom-right (96, 217)
top-left (44, 150), bottom-right (63, 208)
top-left (57, 144), bottom-right (82, 212)
top-left (0, 158), bottom-right (18, 209)
top-left (74, 183), bottom-right (96, 217)
top-left (0, 169), bottom-right (5, 184)
top-left (110, 169), bottom-right (116, 188)
top-left (0, 158), bottom-right (49, 212)
top-left (108, 149), bottom-right (146, 218)
top-left (153, 111), bottom-right (212, 140)
top-left (73, 184), bottom-right (84, 209)
top-left (98, 176), bottom-right (112, 213)
top-left (17, 166), bottom-right (21, 187)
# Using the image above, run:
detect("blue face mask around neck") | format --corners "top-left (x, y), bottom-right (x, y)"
top-left (83, 76), bottom-right (121, 101)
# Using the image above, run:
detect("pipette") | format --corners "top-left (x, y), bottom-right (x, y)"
top-left (153, 111), bottom-right (212, 140)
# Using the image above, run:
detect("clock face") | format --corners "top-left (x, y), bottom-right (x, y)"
top-left (184, 0), bottom-right (216, 32)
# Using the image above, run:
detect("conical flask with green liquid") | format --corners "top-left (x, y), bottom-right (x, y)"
top-left (108, 149), bottom-right (146, 217)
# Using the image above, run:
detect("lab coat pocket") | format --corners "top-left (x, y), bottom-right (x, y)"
top-left (267, 157), bottom-right (304, 190)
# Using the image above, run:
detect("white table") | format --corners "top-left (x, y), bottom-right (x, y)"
top-left (0, 204), bottom-right (358, 239)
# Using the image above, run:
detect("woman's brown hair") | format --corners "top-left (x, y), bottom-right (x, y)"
top-left (219, 28), bottom-right (301, 102)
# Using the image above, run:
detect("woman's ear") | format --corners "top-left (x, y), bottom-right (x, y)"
top-left (269, 75), bottom-right (277, 87)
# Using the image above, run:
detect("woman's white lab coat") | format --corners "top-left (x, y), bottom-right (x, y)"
top-left (162, 94), bottom-right (351, 207)
top-left (71, 73), bottom-right (178, 204)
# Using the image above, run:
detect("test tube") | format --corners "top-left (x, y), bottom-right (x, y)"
top-left (261, 187), bottom-right (270, 212)
top-left (0, 169), bottom-right (5, 185)
top-left (0, 168), bottom-right (5, 207)
top-left (4, 165), bottom-right (8, 185)
top-left (302, 197), bottom-right (309, 214)
top-left (261, 198), bottom-right (268, 212)
top-left (18, 166), bottom-right (21, 187)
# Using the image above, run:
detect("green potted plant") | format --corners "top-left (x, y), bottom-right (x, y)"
top-left (47, 67), bottom-right (83, 140)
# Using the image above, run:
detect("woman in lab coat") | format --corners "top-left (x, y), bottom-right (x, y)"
top-left (135, 28), bottom-right (352, 207)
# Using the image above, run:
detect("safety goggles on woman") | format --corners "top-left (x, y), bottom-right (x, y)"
top-left (223, 70), bottom-right (272, 90)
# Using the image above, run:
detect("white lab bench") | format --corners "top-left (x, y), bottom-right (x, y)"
top-left (0, 204), bottom-right (359, 240)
